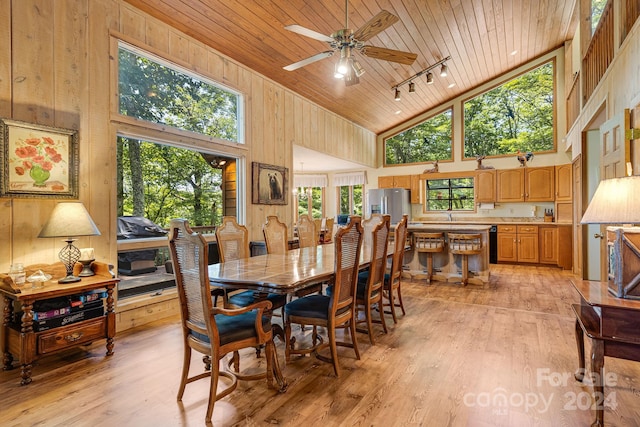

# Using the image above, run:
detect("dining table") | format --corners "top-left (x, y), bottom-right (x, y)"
top-left (207, 241), bottom-right (400, 391)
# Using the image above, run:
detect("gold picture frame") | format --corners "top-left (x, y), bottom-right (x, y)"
top-left (1, 118), bottom-right (79, 199)
top-left (252, 162), bottom-right (288, 205)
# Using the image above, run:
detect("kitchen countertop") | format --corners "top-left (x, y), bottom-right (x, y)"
top-left (408, 223), bottom-right (492, 231)
top-left (412, 218), bottom-right (572, 226)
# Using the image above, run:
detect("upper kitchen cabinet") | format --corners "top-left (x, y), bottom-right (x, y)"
top-left (475, 169), bottom-right (496, 203)
top-left (554, 164), bottom-right (572, 201)
top-left (497, 166), bottom-right (555, 202)
top-left (378, 175), bottom-right (411, 189)
top-left (410, 175), bottom-right (423, 204)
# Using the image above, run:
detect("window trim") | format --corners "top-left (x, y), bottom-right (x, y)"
top-left (113, 37), bottom-right (246, 147)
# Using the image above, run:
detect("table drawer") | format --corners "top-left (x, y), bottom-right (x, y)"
top-left (517, 225), bottom-right (538, 234)
top-left (37, 317), bottom-right (106, 354)
top-left (497, 225), bottom-right (517, 233)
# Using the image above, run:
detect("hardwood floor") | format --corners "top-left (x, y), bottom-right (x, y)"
top-left (2, 265), bottom-right (640, 426)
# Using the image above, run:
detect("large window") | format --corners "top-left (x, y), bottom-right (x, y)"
top-left (338, 185), bottom-right (363, 217)
top-left (384, 109), bottom-right (452, 165)
top-left (425, 178), bottom-right (474, 211)
top-left (591, 0), bottom-right (608, 33)
top-left (463, 61), bottom-right (554, 159)
top-left (295, 187), bottom-right (324, 220)
top-left (117, 137), bottom-right (225, 227)
top-left (118, 44), bottom-right (242, 143)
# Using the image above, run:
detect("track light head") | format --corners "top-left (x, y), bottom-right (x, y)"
top-left (440, 63), bottom-right (448, 77)
top-left (426, 72), bottom-right (434, 84)
top-left (408, 82), bottom-right (416, 93)
top-left (394, 88), bottom-right (401, 101)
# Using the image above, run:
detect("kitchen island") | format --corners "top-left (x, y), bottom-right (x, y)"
top-left (404, 223), bottom-right (491, 285)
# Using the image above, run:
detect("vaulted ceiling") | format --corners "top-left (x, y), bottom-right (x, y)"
top-left (124, 0), bottom-right (577, 135)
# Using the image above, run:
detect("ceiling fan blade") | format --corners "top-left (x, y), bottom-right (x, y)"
top-left (283, 51), bottom-right (334, 71)
top-left (353, 10), bottom-right (399, 42)
top-left (284, 24), bottom-right (335, 43)
top-left (361, 45), bottom-right (417, 65)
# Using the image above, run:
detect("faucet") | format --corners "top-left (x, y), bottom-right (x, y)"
top-left (447, 213), bottom-right (453, 222)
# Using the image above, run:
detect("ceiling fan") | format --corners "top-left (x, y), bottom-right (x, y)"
top-left (283, 0), bottom-right (418, 86)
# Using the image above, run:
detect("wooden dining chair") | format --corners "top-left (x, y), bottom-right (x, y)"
top-left (216, 216), bottom-right (286, 313)
top-left (323, 217), bottom-right (335, 243)
top-left (296, 214), bottom-right (317, 248)
top-left (362, 213), bottom-right (384, 248)
top-left (382, 214), bottom-right (409, 323)
top-left (284, 216), bottom-right (364, 377)
top-left (167, 219), bottom-right (286, 422)
top-left (263, 215), bottom-right (288, 255)
top-left (355, 214), bottom-right (390, 344)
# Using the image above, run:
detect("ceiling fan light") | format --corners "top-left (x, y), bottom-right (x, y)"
top-left (394, 88), bottom-right (401, 101)
top-left (337, 57), bottom-right (350, 75)
top-left (334, 62), bottom-right (345, 79)
top-left (408, 82), bottom-right (416, 93)
top-left (352, 59), bottom-right (365, 77)
top-left (426, 72), bottom-right (434, 84)
top-left (440, 63), bottom-right (448, 77)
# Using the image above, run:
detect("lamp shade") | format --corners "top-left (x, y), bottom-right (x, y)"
top-left (581, 176), bottom-right (640, 224)
top-left (38, 202), bottom-right (101, 238)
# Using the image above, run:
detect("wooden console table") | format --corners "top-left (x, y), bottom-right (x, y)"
top-left (1, 262), bottom-right (119, 385)
top-left (571, 278), bottom-right (640, 427)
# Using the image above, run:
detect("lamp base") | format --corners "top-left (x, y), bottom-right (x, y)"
top-left (79, 259), bottom-right (95, 277)
top-left (58, 275), bottom-right (81, 284)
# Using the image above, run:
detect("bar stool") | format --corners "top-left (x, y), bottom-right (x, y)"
top-left (413, 232), bottom-right (445, 283)
top-left (448, 233), bottom-right (482, 286)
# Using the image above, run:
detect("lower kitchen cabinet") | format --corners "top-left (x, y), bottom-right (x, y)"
top-left (539, 226), bottom-right (558, 264)
top-left (497, 225), bottom-right (539, 263)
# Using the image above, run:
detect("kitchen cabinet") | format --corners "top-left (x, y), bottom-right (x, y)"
top-left (496, 166), bottom-right (555, 202)
top-left (410, 174), bottom-right (423, 204)
top-left (475, 169), bottom-right (496, 203)
top-left (378, 175), bottom-right (411, 189)
top-left (555, 164), bottom-right (572, 201)
top-left (539, 226), bottom-right (558, 264)
top-left (497, 224), bottom-right (539, 263)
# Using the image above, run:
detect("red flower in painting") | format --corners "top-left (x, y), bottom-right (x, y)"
top-left (12, 135), bottom-right (66, 172)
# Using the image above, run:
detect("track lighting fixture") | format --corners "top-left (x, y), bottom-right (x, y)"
top-left (426, 72), bottom-right (434, 84)
top-left (390, 56), bottom-right (451, 101)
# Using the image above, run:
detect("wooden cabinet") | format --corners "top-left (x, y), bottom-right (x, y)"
top-left (497, 225), bottom-right (539, 263)
top-left (410, 174), bottom-right (423, 204)
top-left (378, 175), bottom-right (411, 189)
top-left (0, 262), bottom-right (118, 385)
top-left (555, 164), bottom-right (572, 201)
top-left (475, 169), bottom-right (496, 203)
top-left (557, 225), bottom-right (573, 270)
top-left (539, 226), bottom-right (558, 264)
top-left (497, 169), bottom-right (524, 202)
top-left (497, 167), bottom-right (555, 202)
top-left (525, 166), bottom-right (555, 201)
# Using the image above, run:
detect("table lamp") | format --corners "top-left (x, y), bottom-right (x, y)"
top-left (38, 202), bottom-right (101, 283)
top-left (581, 175), bottom-right (640, 299)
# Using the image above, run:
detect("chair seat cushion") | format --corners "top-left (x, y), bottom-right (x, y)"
top-left (228, 290), bottom-right (287, 309)
top-left (357, 271), bottom-right (369, 284)
top-left (284, 294), bottom-right (329, 319)
top-left (191, 310), bottom-right (271, 346)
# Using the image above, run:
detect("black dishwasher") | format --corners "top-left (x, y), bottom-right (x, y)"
top-left (489, 225), bottom-right (498, 264)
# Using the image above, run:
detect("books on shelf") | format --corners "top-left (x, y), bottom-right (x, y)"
top-left (19, 290), bottom-right (109, 331)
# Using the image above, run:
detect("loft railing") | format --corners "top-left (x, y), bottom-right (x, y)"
top-left (582, 0), bottom-right (614, 104)
top-left (622, 0), bottom-right (640, 44)
top-left (566, 72), bottom-right (580, 132)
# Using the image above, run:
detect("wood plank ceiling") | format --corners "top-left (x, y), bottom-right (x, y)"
top-left (123, 0), bottom-right (577, 135)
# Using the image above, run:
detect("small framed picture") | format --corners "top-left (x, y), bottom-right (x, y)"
top-left (252, 162), bottom-right (288, 205)
top-left (1, 118), bottom-right (79, 199)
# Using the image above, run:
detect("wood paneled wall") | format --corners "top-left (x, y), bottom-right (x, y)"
top-left (0, 0), bottom-right (376, 273)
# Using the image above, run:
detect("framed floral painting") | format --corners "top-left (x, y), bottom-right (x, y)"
top-left (0, 118), bottom-right (79, 198)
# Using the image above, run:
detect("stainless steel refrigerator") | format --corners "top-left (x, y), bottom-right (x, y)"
top-left (367, 188), bottom-right (411, 224)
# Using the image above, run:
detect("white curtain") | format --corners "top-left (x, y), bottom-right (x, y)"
top-left (333, 171), bottom-right (367, 186)
top-left (293, 174), bottom-right (328, 188)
